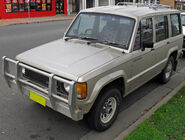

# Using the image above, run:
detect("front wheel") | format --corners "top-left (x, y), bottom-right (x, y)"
top-left (87, 88), bottom-right (122, 131)
top-left (158, 56), bottom-right (174, 84)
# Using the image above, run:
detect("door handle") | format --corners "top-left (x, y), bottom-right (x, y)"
top-left (132, 57), bottom-right (143, 62)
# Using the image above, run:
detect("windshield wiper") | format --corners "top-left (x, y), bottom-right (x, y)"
top-left (102, 41), bottom-right (126, 53)
top-left (79, 36), bottom-right (98, 41)
top-left (102, 40), bottom-right (126, 48)
top-left (64, 36), bottom-right (78, 41)
top-left (65, 36), bottom-right (98, 42)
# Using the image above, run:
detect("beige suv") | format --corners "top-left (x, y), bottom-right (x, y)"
top-left (2, 3), bottom-right (183, 131)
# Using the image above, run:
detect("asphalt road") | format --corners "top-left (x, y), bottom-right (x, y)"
top-left (0, 21), bottom-right (185, 140)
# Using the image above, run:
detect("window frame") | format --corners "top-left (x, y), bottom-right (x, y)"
top-left (65, 12), bottom-right (136, 51)
top-left (170, 13), bottom-right (182, 37)
top-left (155, 15), bottom-right (169, 43)
top-left (133, 17), bottom-right (154, 51)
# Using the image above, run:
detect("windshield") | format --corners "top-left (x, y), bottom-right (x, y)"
top-left (182, 15), bottom-right (185, 26)
top-left (66, 13), bottom-right (135, 50)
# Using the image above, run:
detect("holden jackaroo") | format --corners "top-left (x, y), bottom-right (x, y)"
top-left (2, 3), bottom-right (183, 131)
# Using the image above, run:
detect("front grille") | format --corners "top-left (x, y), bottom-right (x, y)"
top-left (23, 68), bottom-right (68, 97)
top-left (24, 69), bottom-right (49, 87)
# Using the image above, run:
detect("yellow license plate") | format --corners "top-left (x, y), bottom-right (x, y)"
top-left (30, 91), bottom-right (46, 107)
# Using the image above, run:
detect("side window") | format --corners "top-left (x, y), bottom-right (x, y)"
top-left (155, 15), bottom-right (169, 42)
top-left (171, 14), bottom-right (181, 37)
top-left (133, 18), bottom-right (153, 51)
top-left (141, 18), bottom-right (153, 44)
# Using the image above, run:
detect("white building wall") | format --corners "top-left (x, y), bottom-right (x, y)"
top-left (68, 0), bottom-right (155, 14)
top-left (94, 0), bottom-right (99, 7)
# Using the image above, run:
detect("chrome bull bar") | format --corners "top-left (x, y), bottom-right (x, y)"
top-left (2, 56), bottom-right (83, 121)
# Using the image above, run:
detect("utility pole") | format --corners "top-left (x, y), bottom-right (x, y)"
top-left (28, 0), bottom-right (30, 22)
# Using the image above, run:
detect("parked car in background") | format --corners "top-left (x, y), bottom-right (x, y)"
top-left (2, 3), bottom-right (183, 131)
top-left (181, 12), bottom-right (185, 56)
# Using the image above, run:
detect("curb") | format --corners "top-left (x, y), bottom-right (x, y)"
top-left (0, 16), bottom-right (74, 27)
top-left (114, 79), bottom-right (185, 140)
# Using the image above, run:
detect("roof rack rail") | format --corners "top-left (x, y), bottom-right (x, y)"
top-left (116, 2), bottom-right (172, 10)
top-left (116, 2), bottom-right (138, 6)
top-left (151, 4), bottom-right (171, 9)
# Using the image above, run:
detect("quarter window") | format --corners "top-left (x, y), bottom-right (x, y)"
top-left (171, 14), bottom-right (181, 36)
top-left (155, 15), bottom-right (169, 42)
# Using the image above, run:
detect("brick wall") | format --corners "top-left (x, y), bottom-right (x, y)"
top-left (160, 0), bottom-right (175, 8)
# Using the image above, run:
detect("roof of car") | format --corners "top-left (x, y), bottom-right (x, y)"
top-left (181, 12), bottom-right (185, 15)
top-left (81, 5), bottom-right (180, 19)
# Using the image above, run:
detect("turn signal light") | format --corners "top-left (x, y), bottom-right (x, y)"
top-left (77, 83), bottom-right (87, 99)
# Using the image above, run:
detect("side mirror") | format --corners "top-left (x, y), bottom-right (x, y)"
top-left (142, 42), bottom-right (154, 51)
top-left (143, 42), bottom-right (154, 48)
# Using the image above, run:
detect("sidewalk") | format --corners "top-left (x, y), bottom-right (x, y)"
top-left (0, 15), bottom-right (75, 27)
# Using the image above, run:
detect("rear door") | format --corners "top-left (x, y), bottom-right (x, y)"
top-left (153, 14), bottom-right (170, 73)
top-left (154, 13), bottom-right (182, 73)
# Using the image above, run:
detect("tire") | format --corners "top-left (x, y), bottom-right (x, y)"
top-left (158, 56), bottom-right (174, 84)
top-left (87, 87), bottom-right (122, 131)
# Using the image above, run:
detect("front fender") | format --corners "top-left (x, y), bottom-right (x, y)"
top-left (86, 70), bottom-right (126, 108)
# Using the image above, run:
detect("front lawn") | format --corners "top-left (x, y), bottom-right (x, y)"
top-left (124, 86), bottom-right (185, 140)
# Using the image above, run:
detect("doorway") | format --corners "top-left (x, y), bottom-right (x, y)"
top-left (56, 0), bottom-right (64, 14)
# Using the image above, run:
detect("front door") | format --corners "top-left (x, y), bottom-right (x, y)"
top-left (127, 17), bottom-right (155, 93)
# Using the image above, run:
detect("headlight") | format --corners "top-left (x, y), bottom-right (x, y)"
top-left (63, 83), bottom-right (71, 93)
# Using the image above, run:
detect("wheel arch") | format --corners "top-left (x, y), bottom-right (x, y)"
top-left (86, 70), bottom-right (126, 113)
top-left (168, 48), bottom-right (178, 71)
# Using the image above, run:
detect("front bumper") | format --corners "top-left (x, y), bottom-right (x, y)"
top-left (2, 56), bottom-right (83, 121)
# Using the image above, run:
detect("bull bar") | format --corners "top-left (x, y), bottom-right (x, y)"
top-left (2, 56), bottom-right (83, 121)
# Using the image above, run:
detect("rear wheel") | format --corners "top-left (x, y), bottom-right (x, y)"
top-left (87, 87), bottom-right (122, 131)
top-left (158, 56), bottom-right (174, 84)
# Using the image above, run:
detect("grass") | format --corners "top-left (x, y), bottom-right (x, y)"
top-left (124, 86), bottom-right (185, 140)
